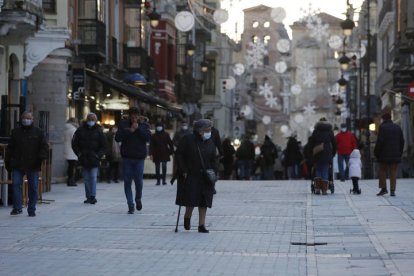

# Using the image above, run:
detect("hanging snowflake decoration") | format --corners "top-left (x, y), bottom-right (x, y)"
top-left (245, 41), bottom-right (268, 69)
top-left (275, 61), bottom-right (287, 73)
top-left (233, 63), bottom-right (245, 75)
top-left (258, 83), bottom-right (273, 98)
top-left (276, 39), bottom-right (290, 53)
top-left (271, 7), bottom-right (286, 23)
top-left (303, 103), bottom-right (316, 116)
top-left (299, 4), bottom-right (329, 42)
top-left (265, 95), bottom-right (278, 109)
top-left (297, 62), bottom-right (316, 88)
top-left (328, 35), bottom-right (343, 50)
top-left (280, 125), bottom-right (289, 133)
top-left (213, 9), bottom-right (229, 24)
top-left (307, 16), bottom-right (329, 42)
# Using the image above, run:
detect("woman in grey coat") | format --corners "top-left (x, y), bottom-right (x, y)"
top-left (175, 119), bottom-right (217, 233)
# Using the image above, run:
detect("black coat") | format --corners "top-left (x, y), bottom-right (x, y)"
top-left (236, 139), bottom-right (255, 160)
top-left (149, 130), bottom-right (174, 162)
top-left (115, 119), bottom-right (151, 160)
top-left (310, 121), bottom-right (336, 163)
top-left (175, 133), bottom-right (217, 208)
top-left (283, 137), bottom-right (303, 166)
top-left (72, 123), bottom-right (107, 168)
top-left (374, 120), bottom-right (404, 163)
top-left (6, 125), bottom-right (49, 171)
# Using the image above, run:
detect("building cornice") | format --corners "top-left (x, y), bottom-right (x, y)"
top-left (25, 27), bottom-right (71, 77)
top-left (378, 12), bottom-right (394, 38)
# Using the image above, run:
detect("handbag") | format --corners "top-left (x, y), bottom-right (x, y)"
top-left (312, 142), bottom-right (324, 156)
top-left (197, 145), bottom-right (217, 186)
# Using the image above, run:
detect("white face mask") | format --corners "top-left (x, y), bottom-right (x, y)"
top-left (87, 121), bottom-right (96, 127)
top-left (202, 132), bottom-right (211, 140)
top-left (22, 119), bottom-right (33, 126)
top-left (341, 128), bottom-right (347, 132)
top-left (182, 126), bottom-right (188, 130)
top-left (156, 126), bottom-right (163, 132)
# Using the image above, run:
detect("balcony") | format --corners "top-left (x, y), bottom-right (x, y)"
top-left (78, 19), bottom-right (106, 61)
top-left (0, 0), bottom-right (43, 37)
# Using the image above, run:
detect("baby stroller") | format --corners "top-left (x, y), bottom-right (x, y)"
top-left (310, 163), bottom-right (334, 195)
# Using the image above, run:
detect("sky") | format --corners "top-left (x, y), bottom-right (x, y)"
top-left (219, 0), bottom-right (364, 40)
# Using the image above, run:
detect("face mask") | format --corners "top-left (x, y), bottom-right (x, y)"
top-left (156, 126), bottom-right (163, 132)
top-left (202, 132), bottom-right (211, 140)
top-left (341, 128), bottom-right (347, 132)
top-left (87, 121), bottom-right (96, 127)
top-left (22, 119), bottom-right (32, 126)
top-left (182, 126), bottom-right (188, 130)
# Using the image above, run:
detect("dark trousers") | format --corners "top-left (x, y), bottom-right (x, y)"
top-left (107, 161), bottom-right (120, 182)
top-left (155, 161), bottom-right (167, 184)
top-left (67, 160), bottom-right (77, 185)
top-left (351, 177), bottom-right (359, 190)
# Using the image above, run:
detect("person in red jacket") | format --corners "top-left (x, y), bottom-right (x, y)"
top-left (335, 123), bottom-right (357, 181)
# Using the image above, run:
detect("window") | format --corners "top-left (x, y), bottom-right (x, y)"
top-left (251, 35), bottom-right (259, 43)
top-left (78, 0), bottom-right (105, 21)
top-left (79, 0), bottom-right (97, 19)
top-left (42, 0), bottom-right (56, 14)
top-left (263, 21), bottom-right (270, 28)
top-left (263, 35), bottom-right (271, 45)
top-left (252, 21), bottom-right (259, 28)
top-left (204, 59), bottom-right (216, 95)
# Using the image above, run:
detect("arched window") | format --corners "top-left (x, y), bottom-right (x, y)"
top-left (252, 21), bottom-right (259, 28)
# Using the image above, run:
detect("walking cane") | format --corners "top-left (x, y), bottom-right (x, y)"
top-left (175, 205), bottom-right (181, 232)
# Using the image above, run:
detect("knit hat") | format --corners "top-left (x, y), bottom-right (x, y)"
top-left (193, 119), bottom-right (212, 131)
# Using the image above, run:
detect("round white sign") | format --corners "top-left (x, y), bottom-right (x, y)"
top-left (291, 84), bottom-right (302, 95)
top-left (233, 63), bottom-right (245, 76)
top-left (262, 115), bottom-right (271, 125)
top-left (275, 61), bottom-right (287, 73)
top-left (213, 9), bottom-right (229, 24)
top-left (277, 39), bottom-right (290, 53)
top-left (174, 11), bottom-right (195, 32)
top-left (271, 7), bottom-right (286, 23)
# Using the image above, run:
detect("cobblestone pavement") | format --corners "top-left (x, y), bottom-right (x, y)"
top-left (1, 178), bottom-right (414, 275)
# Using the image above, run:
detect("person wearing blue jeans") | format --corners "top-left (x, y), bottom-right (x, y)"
top-left (116, 107), bottom-right (151, 214)
top-left (122, 158), bottom-right (144, 207)
top-left (83, 167), bottom-right (98, 201)
top-left (72, 113), bottom-right (107, 204)
top-left (6, 111), bottom-right (49, 217)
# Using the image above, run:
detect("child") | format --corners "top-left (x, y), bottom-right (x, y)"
top-left (349, 148), bottom-right (362, 194)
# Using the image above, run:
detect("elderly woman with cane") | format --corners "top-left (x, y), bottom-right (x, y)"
top-left (175, 119), bottom-right (217, 233)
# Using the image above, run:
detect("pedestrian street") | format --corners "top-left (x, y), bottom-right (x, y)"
top-left (1, 178), bottom-right (414, 276)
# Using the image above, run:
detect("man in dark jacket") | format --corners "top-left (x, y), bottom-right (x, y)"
top-left (6, 111), bottom-right (49, 216)
top-left (236, 136), bottom-right (255, 180)
top-left (115, 107), bottom-right (151, 214)
top-left (72, 113), bottom-right (107, 204)
top-left (149, 122), bottom-right (174, 185)
top-left (310, 118), bottom-right (336, 194)
top-left (374, 112), bottom-right (404, 196)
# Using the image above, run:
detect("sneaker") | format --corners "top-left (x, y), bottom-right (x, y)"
top-left (376, 188), bottom-right (388, 196)
top-left (390, 191), bottom-right (396, 196)
top-left (89, 197), bottom-right (97, 204)
top-left (28, 212), bottom-right (36, 217)
top-left (136, 200), bottom-right (142, 211)
top-left (128, 204), bottom-right (135, 214)
top-left (10, 209), bottom-right (22, 215)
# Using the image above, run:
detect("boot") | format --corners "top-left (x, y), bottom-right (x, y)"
top-left (128, 204), bottom-right (135, 214)
top-left (321, 180), bottom-right (329, 195)
top-left (314, 177), bottom-right (322, 195)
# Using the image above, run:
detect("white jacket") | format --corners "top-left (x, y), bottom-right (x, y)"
top-left (64, 123), bottom-right (78, 160)
top-left (348, 149), bottom-right (362, 178)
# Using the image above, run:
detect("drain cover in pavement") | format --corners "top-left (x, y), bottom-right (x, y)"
top-left (291, 242), bottom-right (328, 246)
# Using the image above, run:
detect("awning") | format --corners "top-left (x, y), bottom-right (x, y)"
top-left (85, 69), bottom-right (182, 113)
